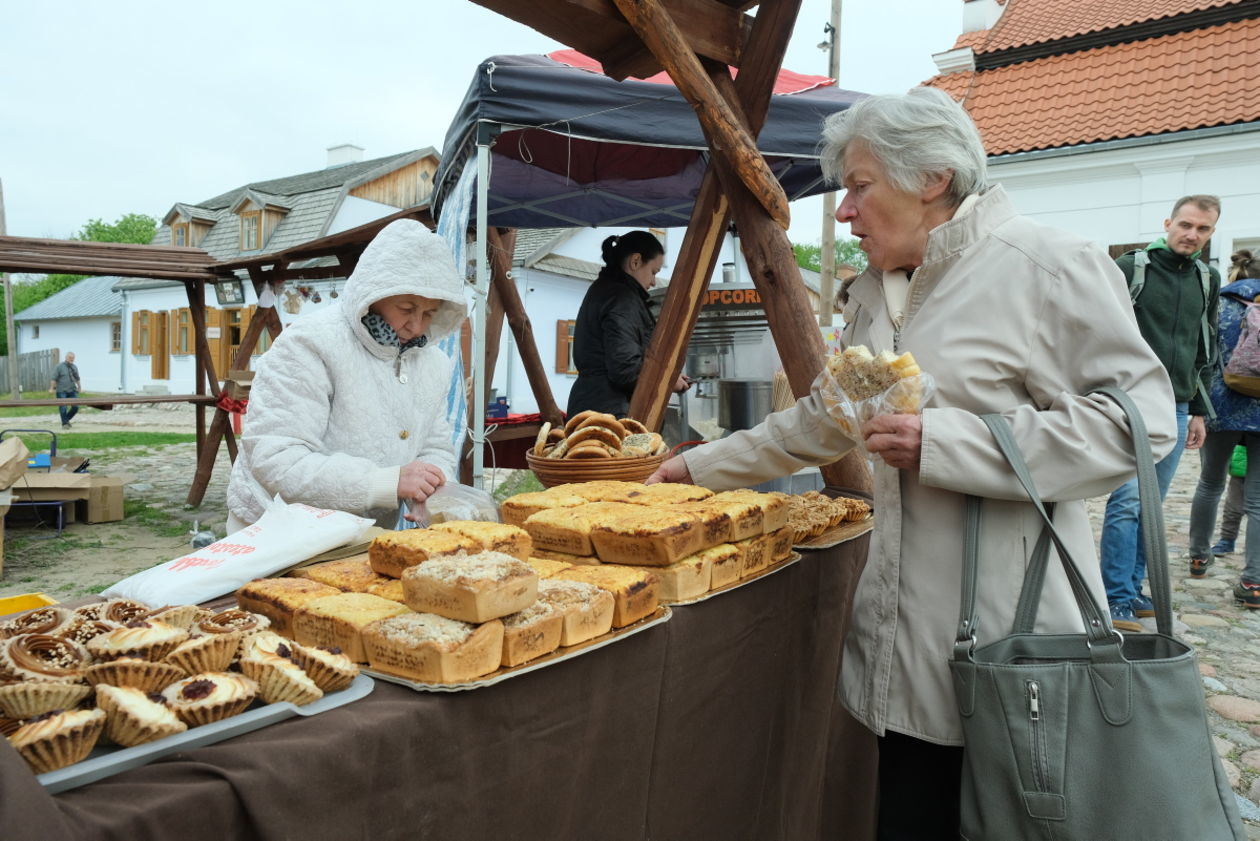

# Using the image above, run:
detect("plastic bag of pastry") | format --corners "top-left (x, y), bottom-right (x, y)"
top-left (102, 496), bottom-right (375, 607)
top-left (420, 483), bottom-right (501, 525)
top-left (819, 345), bottom-right (936, 450)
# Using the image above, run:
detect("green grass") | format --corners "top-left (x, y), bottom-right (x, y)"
top-left (124, 499), bottom-right (190, 538)
top-left (5, 431), bottom-right (196, 454)
top-left (492, 470), bottom-right (543, 503)
top-left (0, 393), bottom-right (115, 418)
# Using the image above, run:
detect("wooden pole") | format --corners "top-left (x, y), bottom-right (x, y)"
top-left (612, 0), bottom-right (791, 230)
top-left (482, 230), bottom-right (510, 407)
top-left (818, 1), bottom-right (842, 326)
top-left (184, 279), bottom-right (225, 507)
top-left (0, 181), bottom-right (18, 399)
top-left (486, 227), bottom-right (565, 427)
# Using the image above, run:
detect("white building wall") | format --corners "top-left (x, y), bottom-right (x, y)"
top-left (990, 129), bottom-right (1260, 265)
top-left (21, 318), bottom-right (118, 393)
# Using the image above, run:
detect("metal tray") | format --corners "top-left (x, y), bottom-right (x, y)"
top-left (794, 517), bottom-right (874, 551)
top-left (666, 551), bottom-right (802, 607)
top-left (365, 606), bottom-right (672, 692)
top-left (38, 673), bottom-right (375, 794)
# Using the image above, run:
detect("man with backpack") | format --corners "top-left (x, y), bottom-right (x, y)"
top-left (1100, 194), bottom-right (1221, 631)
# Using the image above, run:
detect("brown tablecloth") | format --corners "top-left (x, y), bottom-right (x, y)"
top-left (1, 536), bottom-right (876, 841)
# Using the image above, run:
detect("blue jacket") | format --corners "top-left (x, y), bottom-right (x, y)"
top-left (1207, 276), bottom-right (1260, 432)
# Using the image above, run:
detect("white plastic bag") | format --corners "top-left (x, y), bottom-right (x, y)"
top-left (102, 496), bottom-right (374, 607)
top-left (424, 483), bottom-right (500, 524)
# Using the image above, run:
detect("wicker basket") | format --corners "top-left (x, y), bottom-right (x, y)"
top-left (525, 451), bottom-right (667, 489)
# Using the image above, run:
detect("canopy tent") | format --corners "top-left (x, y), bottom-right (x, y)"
top-left (433, 51), bottom-right (864, 230)
top-left (433, 51), bottom-right (863, 487)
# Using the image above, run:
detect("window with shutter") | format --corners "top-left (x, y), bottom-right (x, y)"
top-left (554, 319), bottom-right (577, 374)
top-left (132, 310), bottom-right (152, 355)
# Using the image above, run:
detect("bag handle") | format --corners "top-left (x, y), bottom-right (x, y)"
top-left (954, 388), bottom-right (1172, 658)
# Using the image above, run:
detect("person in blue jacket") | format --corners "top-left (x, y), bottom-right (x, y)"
top-left (1188, 249), bottom-right (1260, 607)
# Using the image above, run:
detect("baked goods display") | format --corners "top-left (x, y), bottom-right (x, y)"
top-left (534, 579), bottom-right (615, 646)
top-left (365, 529), bottom-right (480, 579)
top-left (550, 565), bottom-right (661, 628)
top-left (0, 599), bottom-right (362, 777)
top-left (821, 344), bottom-right (931, 438)
top-left (533, 412), bottom-right (668, 460)
top-left (429, 521), bottom-right (532, 561)
top-left (499, 489), bottom-right (588, 527)
top-left (786, 491), bottom-right (873, 543)
top-left (361, 614), bottom-right (505, 683)
top-left (292, 593), bottom-right (412, 663)
top-left (235, 578), bottom-right (342, 635)
top-left (499, 600), bottom-right (564, 667)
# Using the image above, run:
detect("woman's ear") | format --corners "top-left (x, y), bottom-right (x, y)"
top-left (922, 170), bottom-right (953, 204)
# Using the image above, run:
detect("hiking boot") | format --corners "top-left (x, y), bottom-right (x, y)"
top-left (1213, 539), bottom-right (1237, 556)
top-left (1109, 601), bottom-right (1143, 633)
top-left (1131, 593), bottom-right (1155, 618)
top-left (1190, 556), bottom-right (1214, 578)
top-left (1234, 581), bottom-right (1260, 609)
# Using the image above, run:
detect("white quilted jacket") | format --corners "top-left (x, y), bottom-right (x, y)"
top-left (226, 221), bottom-right (467, 528)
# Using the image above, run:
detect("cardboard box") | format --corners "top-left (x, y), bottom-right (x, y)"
top-left (10, 474), bottom-right (126, 524)
top-left (83, 477), bottom-right (124, 523)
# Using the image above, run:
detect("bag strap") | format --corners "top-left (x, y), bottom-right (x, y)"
top-left (1128, 250), bottom-right (1148, 303)
top-left (954, 388), bottom-right (1174, 658)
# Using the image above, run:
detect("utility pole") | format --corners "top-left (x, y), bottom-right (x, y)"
top-left (818, 0), bottom-right (842, 326)
top-left (0, 180), bottom-right (18, 399)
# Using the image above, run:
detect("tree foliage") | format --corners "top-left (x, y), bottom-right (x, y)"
top-left (792, 238), bottom-right (868, 275)
top-left (1, 213), bottom-right (159, 355)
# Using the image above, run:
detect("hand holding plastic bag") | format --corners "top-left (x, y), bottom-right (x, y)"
top-left (819, 346), bottom-right (936, 453)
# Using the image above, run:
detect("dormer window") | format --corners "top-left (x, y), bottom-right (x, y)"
top-left (240, 212), bottom-right (261, 251)
top-left (171, 223), bottom-right (188, 247)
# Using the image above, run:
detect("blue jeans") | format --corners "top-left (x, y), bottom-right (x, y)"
top-left (1099, 402), bottom-right (1189, 605)
top-left (57, 390), bottom-right (78, 426)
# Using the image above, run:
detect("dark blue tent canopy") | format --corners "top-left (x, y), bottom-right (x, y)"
top-left (433, 53), bottom-right (864, 230)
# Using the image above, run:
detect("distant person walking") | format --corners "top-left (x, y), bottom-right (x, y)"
top-left (50, 352), bottom-right (81, 429)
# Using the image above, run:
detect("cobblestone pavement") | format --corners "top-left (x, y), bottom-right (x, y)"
top-left (1088, 452), bottom-right (1260, 831)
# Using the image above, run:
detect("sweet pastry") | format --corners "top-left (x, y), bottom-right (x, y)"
top-left (667, 501), bottom-right (732, 546)
top-left (86, 620), bottom-right (189, 663)
top-left (293, 558), bottom-right (395, 592)
top-left (195, 609), bottom-right (271, 639)
top-left (161, 672), bottom-right (258, 727)
top-left (55, 617), bottom-right (119, 648)
top-left (239, 651), bottom-right (323, 706)
top-left (588, 507), bottom-right (705, 566)
top-left (678, 497), bottom-right (763, 542)
top-left (499, 490), bottom-right (588, 528)
top-left (654, 554), bottom-right (713, 603)
top-left (712, 490), bottom-right (791, 534)
top-left (557, 481), bottom-right (651, 504)
top-left (626, 483), bottom-right (714, 505)
top-left (522, 502), bottom-right (641, 557)
top-left (700, 544), bottom-right (742, 590)
top-left (83, 657), bottom-right (186, 693)
top-left (365, 578), bottom-right (407, 603)
top-left (0, 681), bottom-right (92, 720)
top-left (826, 344), bottom-right (922, 408)
top-left (737, 534), bottom-right (774, 579)
top-left (362, 613), bottom-right (504, 683)
top-left (144, 605), bottom-right (202, 630)
top-left (551, 565), bottom-right (660, 628)
top-left (769, 527), bottom-right (795, 563)
top-left (619, 417), bottom-right (649, 436)
top-left (530, 547), bottom-right (602, 565)
top-left (235, 578), bottom-right (342, 636)
top-left (0, 606), bottom-right (75, 638)
top-left (2, 634), bottom-right (92, 683)
top-left (527, 557), bottom-right (574, 578)
top-left (98, 599), bottom-right (154, 625)
top-left (95, 684), bottom-right (187, 747)
top-left (430, 521), bottom-right (532, 561)
top-left (164, 633), bottom-right (238, 674)
top-left (292, 593), bottom-right (411, 663)
top-left (9, 708), bottom-right (107, 773)
top-left (401, 551), bottom-right (538, 624)
top-left (499, 601), bottom-right (563, 667)
top-left (238, 631), bottom-right (296, 660)
top-left (534, 579), bottom-right (616, 646)
top-left (293, 644), bottom-right (358, 693)
top-left (366, 530), bottom-right (479, 579)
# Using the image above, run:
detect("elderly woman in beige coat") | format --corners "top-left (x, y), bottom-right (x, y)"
top-left (648, 87), bottom-right (1176, 840)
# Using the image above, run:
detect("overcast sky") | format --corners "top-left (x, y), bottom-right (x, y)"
top-left (1, 0), bottom-right (961, 248)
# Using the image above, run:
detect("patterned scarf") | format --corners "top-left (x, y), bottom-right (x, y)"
top-left (362, 311), bottom-right (428, 352)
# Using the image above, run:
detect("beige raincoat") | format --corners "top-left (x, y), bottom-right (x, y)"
top-left (683, 186), bottom-right (1177, 744)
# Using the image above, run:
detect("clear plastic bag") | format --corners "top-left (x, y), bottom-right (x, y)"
top-left (819, 364), bottom-right (936, 453)
top-left (408, 483), bottom-right (501, 527)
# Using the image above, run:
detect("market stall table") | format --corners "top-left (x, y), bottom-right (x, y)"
top-left (0, 530), bottom-right (876, 841)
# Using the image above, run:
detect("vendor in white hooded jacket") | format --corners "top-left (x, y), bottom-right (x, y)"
top-left (227, 219), bottom-right (467, 530)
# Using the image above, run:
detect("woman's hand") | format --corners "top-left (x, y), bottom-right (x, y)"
top-left (862, 414), bottom-right (922, 470)
top-left (672, 375), bottom-right (691, 394)
top-left (647, 455), bottom-right (693, 485)
top-left (398, 460), bottom-right (446, 511)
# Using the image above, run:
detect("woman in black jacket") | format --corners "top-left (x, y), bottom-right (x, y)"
top-left (566, 231), bottom-right (689, 417)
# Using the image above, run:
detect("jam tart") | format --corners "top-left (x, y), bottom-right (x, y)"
top-left (161, 672), bottom-right (257, 727)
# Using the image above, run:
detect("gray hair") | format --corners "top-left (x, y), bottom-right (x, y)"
top-left (820, 87), bottom-right (989, 207)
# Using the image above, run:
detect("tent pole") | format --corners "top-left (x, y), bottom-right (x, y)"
top-left (472, 126), bottom-right (493, 490)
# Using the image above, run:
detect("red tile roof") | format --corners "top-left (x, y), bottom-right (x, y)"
top-left (925, 17), bottom-right (1260, 155)
top-left (953, 0), bottom-right (1247, 53)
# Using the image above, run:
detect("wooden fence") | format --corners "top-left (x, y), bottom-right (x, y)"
top-left (0, 347), bottom-right (59, 393)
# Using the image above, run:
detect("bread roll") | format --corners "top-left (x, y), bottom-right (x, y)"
top-left (292, 593), bottom-right (412, 663)
top-left (362, 614), bottom-right (504, 683)
top-left (401, 551), bottom-right (538, 623)
top-left (367, 530), bottom-right (479, 579)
